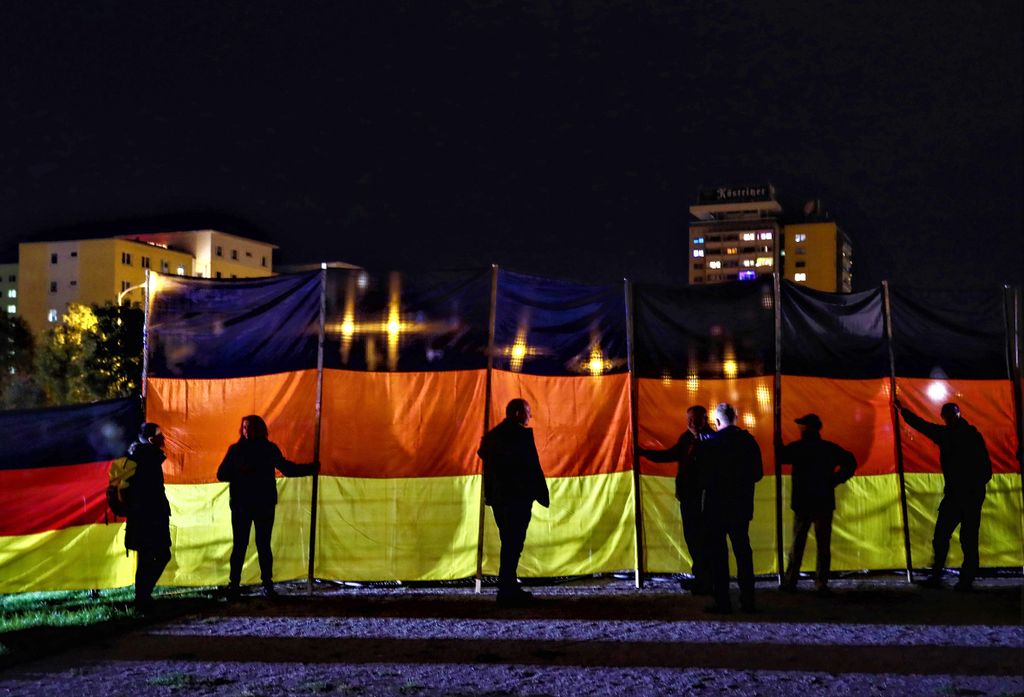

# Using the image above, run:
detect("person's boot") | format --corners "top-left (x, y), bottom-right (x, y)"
top-left (225, 583), bottom-right (241, 602)
top-left (917, 571), bottom-right (944, 589)
top-left (262, 583), bottom-right (281, 601)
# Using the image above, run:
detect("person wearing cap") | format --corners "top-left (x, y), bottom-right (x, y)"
top-left (124, 422), bottom-right (172, 614)
top-left (777, 414), bottom-right (857, 595)
top-left (699, 403), bottom-right (763, 614)
top-left (638, 405), bottom-right (715, 595)
top-left (894, 398), bottom-right (992, 591)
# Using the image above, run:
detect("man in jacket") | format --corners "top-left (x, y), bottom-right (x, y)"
top-left (638, 405), bottom-right (714, 594)
top-left (700, 403), bottom-right (763, 614)
top-left (125, 422), bottom-right (171, 614)
top-left (478, 399), bottom-right (549, 605)
top-left (778, 414), bottom-right (857, 595)
top-left (896, 398), bottom-right (992, 591)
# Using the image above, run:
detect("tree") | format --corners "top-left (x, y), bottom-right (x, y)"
top-left (33, 302), bottom-right (144, 405)
top-left (0, 313), bottom-right (39, 408)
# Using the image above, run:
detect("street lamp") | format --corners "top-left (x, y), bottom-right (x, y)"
top-left (117, 281), bottom-right (146, 306)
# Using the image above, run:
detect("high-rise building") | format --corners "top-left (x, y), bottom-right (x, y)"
top-left (688, 187), bottom-right (853, 292)
top-left (17, 229), bottom-right (276, 334)
top-left (689, 185), bottom-right (783, 285)
top-left (0, 262), bottom-right (18, 317)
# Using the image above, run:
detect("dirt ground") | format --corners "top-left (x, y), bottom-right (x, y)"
top-left (1, 575), bottom-right (1022, 696)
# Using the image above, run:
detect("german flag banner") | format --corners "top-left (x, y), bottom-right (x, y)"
top-left (146, 272), bottom-right (322, 587)
top-left (0, 398), bottom-right (141, 593)
top-left (634, 278), bottom-right (778, 575)
top-left (890, 287), bottom-right (1022, 569)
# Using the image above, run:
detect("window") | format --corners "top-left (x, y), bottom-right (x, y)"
top-left (216, 271), bottom-right (222, 279)
top-left (121, 280), bottom-right (131, 292)
top-left (742, 259), bottom-right (755, 267)
top-left (725, 247), bottom-right (738, 255)
top-left (723, 260), bottom-right (739, 268)
top-left (692, 276), bottom-right (704, 283)
top-left (794, 272), bottom-right (807, 282)
top-left (261, 256), bottom-right (267, 267)
top-left (794, 233), bottom-right (807, 243)
top-left (176, 265), bottom-right (186, 276)
top-left (741, 232), bottom-right (756, 241)
top-left (692, 262), bottom-right (705, 270)
top-left (231, 274), bottom-right (237, 279)
top-left (49, 282), bottom-right (57, 293)
top-left (6, 305), bottom-right (15, 314)
top-left (6, 289), bottom-right (14, 298)
top-left (141, 256), bottom-right (150, 269)
top-left (216, 246), bottom-right (223, 257)
top-left (723, 234), bottom-right (739, 241)
top-left (231, 249), bottom-right (238, 260)
top-left (50, 253), bottom-right (58, 264)
top-left (755, 257), bottom-right (773, 267)
top-left (48, 309), bottom-right (58, 322)
top-left (795, 261), bottom-right (806, 268)
top-left (161, 261), bottom-right (169, 273)
top-left (738, 270), bottom-right (757, 281)
top-left (245, 250), bottom-right (252, 257)
top-left (692, 237), bottom-right (705, 245)
top-left (7, 275), bottom-right (15, 282)
top-left (758, 231), bottom-right (773, 240)
top-left (741, 246), bottom-right (755, 254)
top-left (795, 247), bottom-right (806, 255)
top-left (121, 252), bottom-right (132, 265)
top-left (69, 280), bottom-right (77, 286)
top-left (726, 273), bottom-right (738, 281)
top-left (709, 261), bottom-right (722, 269)
top-left (70, 251), bottom-right (78, 257)
top-left (693, 249), bottom-right (704, 258)
top-left (706, 235), bottom-right (721, 242)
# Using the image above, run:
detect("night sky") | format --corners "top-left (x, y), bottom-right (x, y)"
top-left (1, 1), bottom-right (1020, 289)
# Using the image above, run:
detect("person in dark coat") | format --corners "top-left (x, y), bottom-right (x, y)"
top-left (124, 422), bottom-right (171, 614)
top-left (699, 403), bottom-right (763, 614)
top-left (638, 404), bottom-right (714, 594)
top-left (478, 398), bottom-right (549, 605)
top-left (777, 414), bottom-right (857, 595)
top-left (216, 415), bottom-right (318, 600)
top-left (895, 398), bottom-right (992, 591)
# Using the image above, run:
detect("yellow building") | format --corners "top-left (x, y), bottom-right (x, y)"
top-left (18, 238), bottom-right (195, 334)
top-left (1, 262), bottom-right (17, 317)
top-left (117, 230), bottom-right (277, 281)
top-left (782, 221), bottom-right (853, 292)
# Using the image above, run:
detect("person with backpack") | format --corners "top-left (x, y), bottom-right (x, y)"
top-left (123, 422), bottom-right (172, 614)
top-left (895, 398), bottom-right (993, 591)
top-left (216, 415), bottom-right (318, 600)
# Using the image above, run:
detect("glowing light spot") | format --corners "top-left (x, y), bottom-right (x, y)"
top-left (756, 384), bottom-right (772, 411)
top-left (723, 359), bottom-right (738, 379)
top-left (341, 320), bottom-right (355, 337)
top-left (687, 372), bottom-right (700, 393)
top-left (387, 319), bottom-right (401, 336)
top-left (512, 342), bottom-right (527, 361)
top-left (661, 369), bottom-right (673, 385)
top-left (926, 381), bottom-right (949, 402)
top-left (743, 413), bottom-right (756, 429)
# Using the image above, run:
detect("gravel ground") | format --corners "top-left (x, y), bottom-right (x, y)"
top-left (1, 575), bottom-right (1022, 696)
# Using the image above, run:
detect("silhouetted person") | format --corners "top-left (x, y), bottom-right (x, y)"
top-left (700, 403), bottom-right (763, 614)
top-left (217, 415), bottom-right (318, 600)
top-left (895, 398), bottom-right (992, 591)
top-left (777, 414), bottom-right (857, 595)
top-left (638, 405), bottom-right (714, 594)
top-left (125, 422), bottom-right (171, 614)
top-left (478, 398), bottom-right (549, 606)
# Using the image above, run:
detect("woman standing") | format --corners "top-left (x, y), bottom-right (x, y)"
top-left (216, 415), bottom-right (317, 600)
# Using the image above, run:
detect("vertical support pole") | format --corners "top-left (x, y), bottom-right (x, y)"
top-left (883, 280), bottom-right (914, 583)
top-left (475, 264), bottom-right (499, 593)
top-left (307, 265), bottom-right (328, 594)
top-left (624, 278), bottom-right (644, 589)
top-left (1005, 286), bottom-right (1024, 572)
top-left (141, 269), bottom-right (150, 418)
top-left (772, 272), bottom-right (784, 583)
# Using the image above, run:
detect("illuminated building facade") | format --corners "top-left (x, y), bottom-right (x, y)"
top-left (689, 185), bottom-right (783, 285)
top-left (0, 262), bottom-right (17, 317)
top-left (689, 186), bottom-right (853, 292)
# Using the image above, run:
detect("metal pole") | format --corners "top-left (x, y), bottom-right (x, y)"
top-left (1005, 286), bottom-right (1024, 570)
top-left (307, 266), bottom-right (328, 594)
top-left (475, 264), bottom-right (499, 593)
top-left (772, 272), bottom-right (784, 583)
top-left (141, 269), bottom-right (151, 418)
top-left (883, 280), bottom-right (914, 583)
top-left (624, 278), bottom-right (644, 589)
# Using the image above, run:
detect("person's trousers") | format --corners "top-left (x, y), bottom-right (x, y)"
top-left (492, 501), bottom-right (533, 591)
top-left (135, 544), bottom-right (171, 602)
top-left (705, 515), bottom-right (755, 609)
top-left (784, 510), bottom-right (834, 588)
top-left (932, 493), bottom-right (984, 584)
top-left (679, 495), bottom-right (707, 588)
top-left (229, 505), bottom-right (276, 587)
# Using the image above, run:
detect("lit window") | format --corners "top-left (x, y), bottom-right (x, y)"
top-left (725, 247), bottom-right (738, 255)
top-left (48, 309), bottom-right (58, 322)
top-left (693, 249), bottom-right (704, 258)
top-left (177, 265), bottom-right (186, 276)
top-left (709, 261), bottom-right (722, 269)
top-left (794, 233), bottom-right (807, 243)
top-left (758, 231), bottom-right (773, 240)
top-left (693, 237), bottom-right (704, 245)
top-left (741, 232), bottom-right (756, 241)
top-left (755, 257), bottom-right (773, 267)
top-left (49, 281), bottom-right (57, 293)
top-left (6, 289), bottom-right (14, 298)
top-left (742, 259), bottom-right (754, 267)
top-left (6, 305), bottom-right (15, 314)
top-left (738, 270), bottom-right (757, 281)
top-left (794, 272), bottom-right (807, 282)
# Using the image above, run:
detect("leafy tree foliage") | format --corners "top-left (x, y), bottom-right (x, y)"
top-left (0, 313), bottom-right (38, 408)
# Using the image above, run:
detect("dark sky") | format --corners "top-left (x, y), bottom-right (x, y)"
top-left (1, 1), bottom-right (1021, 289)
